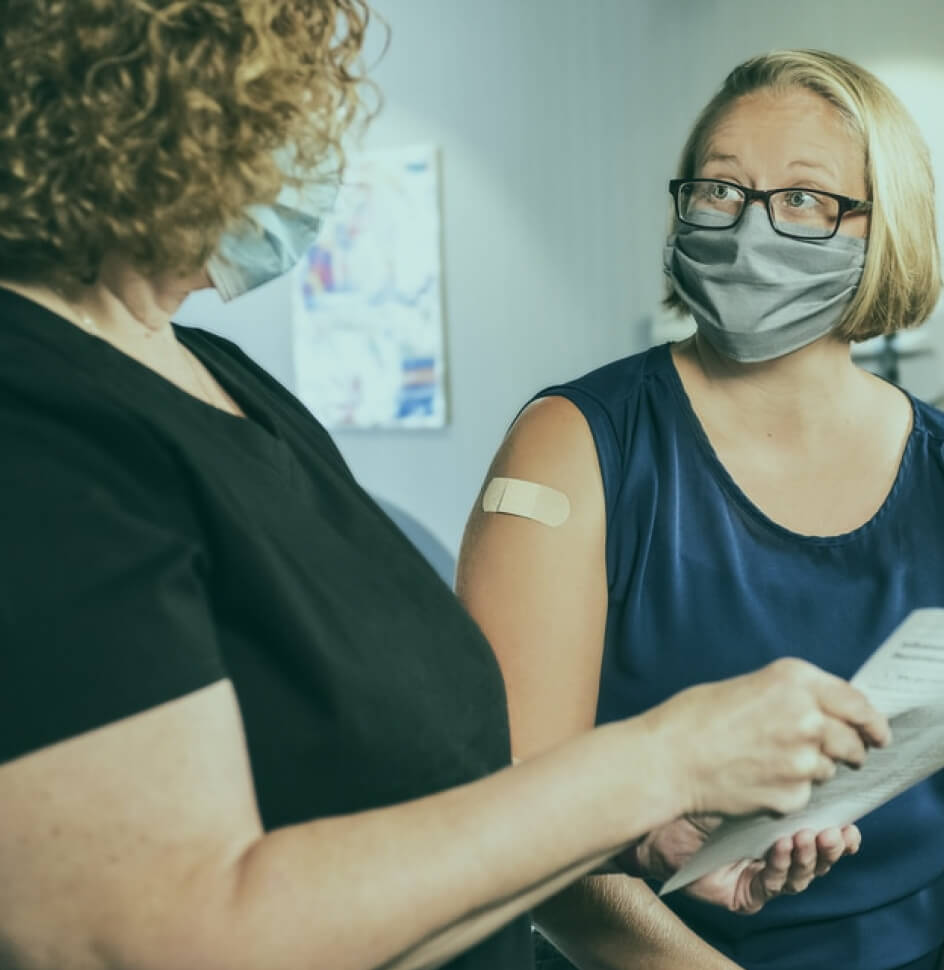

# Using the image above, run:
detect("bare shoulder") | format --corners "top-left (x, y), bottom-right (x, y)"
top-left (464, 395), bottom-right (604, 543)
top-left (499, 395), bottom-right (599, 475)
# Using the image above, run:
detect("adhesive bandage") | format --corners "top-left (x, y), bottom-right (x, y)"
top-left (481, 477), bottom-right (571, 527)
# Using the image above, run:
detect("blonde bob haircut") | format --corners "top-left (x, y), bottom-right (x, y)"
top-left (665, 50), bottom-right (941, 341)
top-left (0, 0), bottom-right (377, 287)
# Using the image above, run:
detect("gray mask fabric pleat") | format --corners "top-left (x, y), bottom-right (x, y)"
top-left (662, 205), bottom-right (866, 363)
top-left (207, 163), bottom-right (339, 303)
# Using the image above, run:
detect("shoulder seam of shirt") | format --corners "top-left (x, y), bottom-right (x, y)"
top-left (910, 396), bottom-right (944, 447)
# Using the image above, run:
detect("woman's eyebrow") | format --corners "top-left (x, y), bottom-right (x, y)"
top-left (700, 151), bottom-right (740, 168)
top-left (786, 159), bottom-right (839, 179)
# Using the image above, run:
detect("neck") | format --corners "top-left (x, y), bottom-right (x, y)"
top-left (684, 331), bottom-right (867, 434)
top-left (0, 256), bottom-right (210, 341)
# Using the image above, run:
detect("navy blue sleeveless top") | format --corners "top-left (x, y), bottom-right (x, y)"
top-left (536, 343), bottom-right (944, 970)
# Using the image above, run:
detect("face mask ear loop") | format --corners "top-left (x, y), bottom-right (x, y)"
top-left (205, 256), bottom-right (240, 303)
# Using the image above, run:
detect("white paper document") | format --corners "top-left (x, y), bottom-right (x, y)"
top-left (660, 609), bottom-right (944, 896)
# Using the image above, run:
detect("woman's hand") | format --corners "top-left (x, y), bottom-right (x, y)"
top-left (621, 815), bottom-right (860, 914)
top-left (643, 657), bottom-right (891, 818)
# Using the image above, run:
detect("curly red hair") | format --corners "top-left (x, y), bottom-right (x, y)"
top-left (0, 0), bottom-right (376, 285)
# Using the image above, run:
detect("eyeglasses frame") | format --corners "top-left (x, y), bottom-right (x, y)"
top-left (668, 177), bottom-right (873, 240)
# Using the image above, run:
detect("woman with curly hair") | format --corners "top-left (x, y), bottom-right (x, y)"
top-left (0, 8), bottom-right (890, 970)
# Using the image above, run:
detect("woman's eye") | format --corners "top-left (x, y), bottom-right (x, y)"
top-left (709, 183), bottom-right (732, 200)
top-left (784, 190), bottom-right (816, 208)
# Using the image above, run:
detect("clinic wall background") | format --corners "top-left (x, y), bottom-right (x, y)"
top-left (178, 0), bottom-right (944, 558)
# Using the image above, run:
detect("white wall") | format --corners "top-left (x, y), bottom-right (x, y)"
top-left (178, 0), bottom-right (944, 556)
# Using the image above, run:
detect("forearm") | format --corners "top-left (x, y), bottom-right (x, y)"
top-left (157, 717), bottom-right (684, 970)
top-left (535, 876), bottom-right (741, 970)
top-left (381, 850), bottom-right (615, 970)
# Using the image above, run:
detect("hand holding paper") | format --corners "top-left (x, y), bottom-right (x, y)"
top-left (647, 652), bottom-right (889, 821)
top-left (626, 815), bottom-right (860, 913)
top-left (660, 609), bottom-right (944, 897)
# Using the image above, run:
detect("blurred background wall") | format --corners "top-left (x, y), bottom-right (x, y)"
top-left (178, 0), bottom-right (944, 558)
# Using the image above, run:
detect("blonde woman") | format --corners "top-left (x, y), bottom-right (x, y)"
top-left (459, 50), bottom-right (943, 970)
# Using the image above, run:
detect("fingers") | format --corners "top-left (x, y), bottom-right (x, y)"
top-left (759, 829), bottom-right (826, 899)
top-left (808, 672), bottom-right (891, 748)
top-left (785, 826), bottom-right (860, 886)
top-left (783, 829), bottom-right (819, 893)
top-left (811, 826), bottom-right (847, 876)
top-left (774, 746), bottom-right (833, 797)
top-left (812, 751), bottom-right (838, 782)
top-left (758, 836), bottom-right (794, 895)
top-left (741, 834), bottom-right (803, 912)
top-left (672, 659), bottom-right (888, 819)
top-left (770, 660), bottom-right (890, 779)
top-left (818, 717), bottom-right (868, 768)
top-left (766, 780), bottom-right (812, 817)
top-left (752, 830), bottom-right (816, 898)
top-left (740, 825), bottom-right (862, 914)
top-left (840, 824), bottom-right (862, 855)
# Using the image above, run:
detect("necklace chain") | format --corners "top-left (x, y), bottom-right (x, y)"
top-left (183, 346), bottom-right (230, 411)
top-left (55, 288), bottom-right (232, 412)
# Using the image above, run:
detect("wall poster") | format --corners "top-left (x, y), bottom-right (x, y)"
top-left (292, 144), bottom-right (447, 429)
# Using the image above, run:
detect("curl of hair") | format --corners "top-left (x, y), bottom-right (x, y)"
top-left (664, 50), bottom-right (941, 340)
top-left (0, 0), bottom-right (379, 285)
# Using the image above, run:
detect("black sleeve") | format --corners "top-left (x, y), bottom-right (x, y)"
top-left (0, 402), bottom-right (227, 765)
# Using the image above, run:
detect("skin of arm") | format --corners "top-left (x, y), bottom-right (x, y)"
top-left (537, 876), bottom-right (742, 970)
top-left (455, 395), bottom-right (749, 970)
top-left (0, 672), bottom-right (703, 970)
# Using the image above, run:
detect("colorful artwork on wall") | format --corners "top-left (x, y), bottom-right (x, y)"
top-left (291, 145), bottom-right (447, 429)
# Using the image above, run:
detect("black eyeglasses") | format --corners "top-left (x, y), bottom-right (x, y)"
top-left (668, 178), bottom-right (872, 240)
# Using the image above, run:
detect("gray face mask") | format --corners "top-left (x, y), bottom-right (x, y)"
top-left (207, 175), bottom-right (338, 303)
top-left (662, 205), bottom-right (866, 362)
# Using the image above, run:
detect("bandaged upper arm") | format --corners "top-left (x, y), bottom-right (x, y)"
top-left (481, 477), bottom-right (570, 527)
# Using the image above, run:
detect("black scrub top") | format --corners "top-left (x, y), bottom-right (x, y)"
top-left (0, 286), bottom-right (531, 970)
